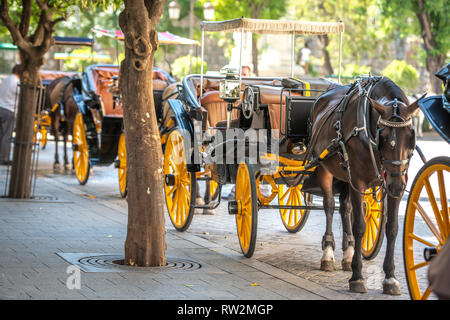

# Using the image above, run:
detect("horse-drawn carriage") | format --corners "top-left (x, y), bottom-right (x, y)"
top-left (35, 36), bottom-right (94, 150)
top-left (403, 64), bottom-right (450, 300)
top-left (35, 70), bottom-right (77, 149)
top-left (70, 64), bottom-right (174, 196)
top-left (163, 18), bottom-right (396, 293)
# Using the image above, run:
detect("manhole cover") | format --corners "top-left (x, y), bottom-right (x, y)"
top-left (31, 195), bottom-right (58, 201)
top-left (57, 253), bottom-right (201, 273)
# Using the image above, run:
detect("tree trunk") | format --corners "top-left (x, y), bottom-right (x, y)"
top-left (416, 0), bottom-right (446, 93)
top-left (250, 3), bottom-right (263, 77)
top-left (251, 35), bottom-right (258, 76)
top-left (8, 54), bottom-right (43, 198)
top-left (119, 0), bottom-right (167, 267)
top-left (425, 53), bottom-right (446, 93)
top-left (319, 34), bottom-right (334, 76)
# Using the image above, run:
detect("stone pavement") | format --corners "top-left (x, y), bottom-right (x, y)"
top-left (1, 134), bottom-right (448, 300)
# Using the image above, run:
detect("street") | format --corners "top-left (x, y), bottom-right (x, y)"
top-left (1, 131), bottom-right (445, 300)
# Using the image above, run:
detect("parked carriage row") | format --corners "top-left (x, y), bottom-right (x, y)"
top-left (36, 18), bottom-right (449, 299)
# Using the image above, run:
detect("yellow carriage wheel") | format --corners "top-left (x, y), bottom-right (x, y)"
top-left (256, 175), bottom-right (278, 205)
top-left (72, 112), bottom-right (90, 185)
top-left (278, 184), bottom-right (312, 233)
top-left (163, 130), bottom-right (196, 232)
top-left (117, 133), bottom-right (127, 198)
top-left (362, 186), bottom-right (386, 260)
top-left (235, 160), bottom-right (258, 258)
top-left (403, 156), bottom-right (450, 300)
top-left (209, 179), bottom-right (220, 201)
top-left (40, 127), bottom-right (48, 149)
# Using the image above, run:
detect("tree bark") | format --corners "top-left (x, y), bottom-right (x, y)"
top-left (1, 0), bottom-right (58, 198)
top-left (318, 34), bottom-right (334, 76)
top-left (416, 0), bottom-right (446, 93)
top-left (8, 60), bottom-right (42, 198)
top-left (249, 2), bottom-right (264, 76)
top-left (251, 35), bottom-right (258, 76)
top-left (119, 0), bottom-right (167, 267)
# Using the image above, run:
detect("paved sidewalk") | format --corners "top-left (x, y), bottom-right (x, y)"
top-left (0, 162), bottom-right (345, 300)
top-left (1, 136), bottom-right (448, 300)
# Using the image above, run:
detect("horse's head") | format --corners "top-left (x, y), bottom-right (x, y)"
top-left (369, 93), bottom-right (426, 198)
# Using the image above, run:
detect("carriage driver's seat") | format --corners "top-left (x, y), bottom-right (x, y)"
top-left (200, 91), bottom-right (239, 128)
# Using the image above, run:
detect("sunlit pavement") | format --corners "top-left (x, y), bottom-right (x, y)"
top-left (1, 131), bottom-right (448, 300)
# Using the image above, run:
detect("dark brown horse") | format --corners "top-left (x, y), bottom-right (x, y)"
top-left (44, 76), bottom-right (79, 171)
top-left (309, 76), bottom-right (425, 295)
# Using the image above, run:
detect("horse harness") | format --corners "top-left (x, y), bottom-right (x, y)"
top-left (314, 76), bottom-right (415, 196)
top-left (51, 77), bottom-right (75, 120)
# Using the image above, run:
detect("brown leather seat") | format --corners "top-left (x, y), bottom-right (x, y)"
top-left (98, 78), bottom-right (123, 117)
top-left (93, 69), bottom-right (170, 117)
top-left (257, 85), bottom-right (300, 136)
top-left (153, 79), bottom-right (168, 90)
top-left (200, 91), bottom-right (238, 127)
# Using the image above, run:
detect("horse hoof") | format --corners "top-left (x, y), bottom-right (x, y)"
top-left (349, 279), bottom-right (367, 293)
top-left (64, 164), bottom-right (71, 172)
top-left (320, 260), bottom-right (335, 272)
top-left (196, 197), bottom-right (205, 206)
top-left (341, 260), bottom-right (352, 272)
top-left (383, 278), bottom-right (401, 296)
top-left (53, 163), bottom-right (61, 172)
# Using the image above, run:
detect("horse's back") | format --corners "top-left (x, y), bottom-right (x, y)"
top-left (308, 84), bottom-right (351, 142)
top-left (45, 76), bottom-right (70, 110)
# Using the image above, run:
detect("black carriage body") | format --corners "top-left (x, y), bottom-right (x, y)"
top-left (74, 64), bottom-right (175, 166)
top-left (172, 74), bottom-right (332, 184)
top-left (419, 96), bottom-right (450, 144)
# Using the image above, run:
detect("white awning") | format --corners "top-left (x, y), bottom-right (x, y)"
top-left (200, 18), bottom-right (344, 35)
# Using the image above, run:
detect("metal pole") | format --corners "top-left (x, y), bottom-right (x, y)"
top-left (239, 27), bottom-right (243, 85)
top-left (200, 30), bottom-right (205, 105)
top-left (229, 27), bottom-right (244, 129)
top-left (291, 32), bottom-right (295, 78)
top-left (338, 31), bottom-right (343, 84)
top-left (189, 0), bottom-right (194, 74)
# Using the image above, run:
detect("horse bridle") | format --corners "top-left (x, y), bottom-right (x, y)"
top-left (372, 98), bottom-right (415, 196)
top-left (336, 80), bottom-right (415, 197)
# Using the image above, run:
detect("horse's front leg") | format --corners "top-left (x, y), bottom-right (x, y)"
top-left (339, 183), bottom-right (354, 271)
top-left (349, 187), bottom-right (367, 293)
top-left (317, 167), bottom-right (336, 271)
top-left (63, 132), bottom-right (71, 172)
top-left (382, 194), bottom-right (402, 295)
top-left (53, 128), bottom-right (60, 172)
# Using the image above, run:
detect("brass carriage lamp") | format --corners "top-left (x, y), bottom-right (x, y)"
top-left (219, 67), bottom-right (241, 128)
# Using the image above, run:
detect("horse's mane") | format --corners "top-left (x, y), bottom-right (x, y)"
top-left (370, 77), bottom-right (409, 105)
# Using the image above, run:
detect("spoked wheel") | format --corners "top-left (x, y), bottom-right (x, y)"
top-left (362, 186), bottom-right (386, 260)
top-left (278, 184), bottom-right (312, 233)
top-left (209, 180), bottom-right (220, 201)
top-left (163, 129), bottom-right (197, 232)
top-left (40, 127), bottom-right (48, 149)
top-left (403, 156), bottom-right (450, 300)
top-left (117, 133), bottom-right (127, 198)
top-left (234, 160), bottom-right (258, 258)
top-left (72, 112), bottom-right (90, 185)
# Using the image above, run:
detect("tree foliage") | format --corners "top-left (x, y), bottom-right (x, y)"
top-left (291, 0), bottom-right (390, 75)
top-left (171, 53), bottom-right (206, 80)
top-left (381, 59), bottom-right (419, 94)
top-left (380, 0), bottom-right (449, 57)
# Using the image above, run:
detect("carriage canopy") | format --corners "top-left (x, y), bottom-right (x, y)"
top-left (200, 18), bottom-right (344, 35)
top-left (90, 28), bottom-right (200, 46)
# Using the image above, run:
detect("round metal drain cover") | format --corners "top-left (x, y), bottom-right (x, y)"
top-left (77, 255), bottom-right (201, 272)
